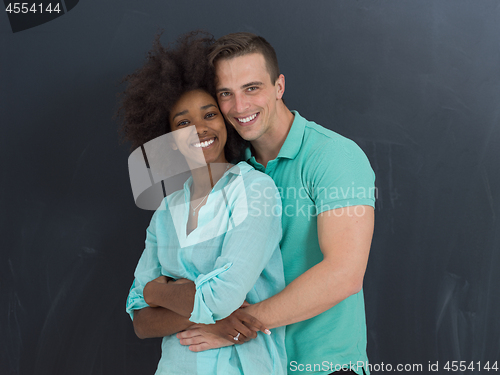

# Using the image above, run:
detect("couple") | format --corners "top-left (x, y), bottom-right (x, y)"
top-left (120, 31), bottom-right (375, 375)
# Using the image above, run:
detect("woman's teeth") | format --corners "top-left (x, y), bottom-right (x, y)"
top-left (238, 113), bottom-right (257, 123)
top-left (193, 138), bottom-right (215, 148)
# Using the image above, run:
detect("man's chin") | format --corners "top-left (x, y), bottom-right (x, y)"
top-left (231, 124), bottom-right (258, 141)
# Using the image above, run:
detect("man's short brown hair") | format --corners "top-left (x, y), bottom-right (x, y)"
top-left (208, 32), bottom-right (280, 84)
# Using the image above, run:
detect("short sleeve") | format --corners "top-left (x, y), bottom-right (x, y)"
top-left (125, 210), bottom-right (162, 320)
top-left (310, 138), bottom-right (376, 214)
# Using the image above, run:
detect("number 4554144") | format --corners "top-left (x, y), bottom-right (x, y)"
top-left (444, 361), bottom-right (498, 372)
top-left (5, 3), bottom-right (62, 13)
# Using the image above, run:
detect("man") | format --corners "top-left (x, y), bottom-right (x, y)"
top-left (175, 33), bottom-right (376, 375)
top-left (132, 33), bottom-right (375, 375)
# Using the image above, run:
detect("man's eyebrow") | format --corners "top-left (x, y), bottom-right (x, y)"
top-left (241, 81), bottom-right (263, 89)
top-left (215, 81), bottom-right (263, 93)
top-left (172, 110), bottom-right (188, 120)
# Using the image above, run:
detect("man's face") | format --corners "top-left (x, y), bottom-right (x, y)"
top-left (215, 53), bottom-right (284, 142)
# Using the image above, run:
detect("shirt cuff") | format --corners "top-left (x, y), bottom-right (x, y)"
top-left (189, 263), bottom-right (233, 324)
top-left (125, 279), bottom-right (149, 321)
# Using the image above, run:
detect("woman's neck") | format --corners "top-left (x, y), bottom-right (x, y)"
top-left (190, 163), bottom-right (232, 198)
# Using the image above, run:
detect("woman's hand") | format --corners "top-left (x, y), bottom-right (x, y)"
top-left (177, 302), bottom-right (271, 351)
top-left (143, 275), bottom-right (174, 307)
top-left (153, 275), bottom-right (170, 284)
top-left (144, 276), bottom-right (194, 308)
top-left (143, 276), bottom-right (164, 308)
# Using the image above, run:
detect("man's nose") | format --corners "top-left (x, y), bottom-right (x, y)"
top-left (234, 93), bottom-right (249, 113)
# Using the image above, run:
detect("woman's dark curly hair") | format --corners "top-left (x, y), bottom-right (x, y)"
top-left (117, 31), bottom-right (246, 162)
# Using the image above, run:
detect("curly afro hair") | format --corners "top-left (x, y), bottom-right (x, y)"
top-left (117, 31), bottom-right (246, 162)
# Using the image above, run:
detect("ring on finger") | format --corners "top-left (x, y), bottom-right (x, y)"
top-left (233, 332), bottom-right (241, 341)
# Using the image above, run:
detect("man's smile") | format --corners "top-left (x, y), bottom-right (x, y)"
top-left (236, 112), bottom-right (259, 125)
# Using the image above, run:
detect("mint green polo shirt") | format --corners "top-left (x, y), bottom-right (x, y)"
top-left (245, 111), bottom-right (375, 375)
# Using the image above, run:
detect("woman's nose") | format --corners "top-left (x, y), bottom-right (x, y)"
top-left (195, 122), bottom-right (209, 135)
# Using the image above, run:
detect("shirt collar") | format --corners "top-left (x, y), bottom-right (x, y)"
top-left (244, 110), bottom-right (305, 163)
top-left (182, 161), bottom-right (249, 198)
top-left (276, 110), bottom-right (305, 160)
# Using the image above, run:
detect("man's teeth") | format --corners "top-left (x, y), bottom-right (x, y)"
top-left (238, 113), bottom-right (257, 123)
top-left (193, 138), bottom-right (215, 148)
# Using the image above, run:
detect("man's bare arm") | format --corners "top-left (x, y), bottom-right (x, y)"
top-left (178, 205), bottom-right (374, 349)
top-left (243, 205), bottom-right (374, 327)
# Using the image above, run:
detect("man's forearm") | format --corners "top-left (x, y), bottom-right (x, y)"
top-left (133, 306), bottom-right (194, 339)
top-left (244, 259), bottom-right (361, 329)
top-left (245, 207), bottom-right (373, 329)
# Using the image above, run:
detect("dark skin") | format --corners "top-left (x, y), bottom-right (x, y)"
top-left (133, 273), bottom-right (268, 345)
top-left (131, 90), bottom-right (269, 346)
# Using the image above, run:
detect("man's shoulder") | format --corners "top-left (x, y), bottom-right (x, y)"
top-left (294, 113), bottom-right (366, 160)
top-left (303, 117), bottom-right (354, 144)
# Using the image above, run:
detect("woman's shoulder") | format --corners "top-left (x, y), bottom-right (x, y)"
top-left (233, 161), bottom-right (276, 186)
top-left (226, 162), bottom-right (279, 203)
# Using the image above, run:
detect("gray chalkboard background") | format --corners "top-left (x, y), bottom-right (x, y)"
top-left (2, 1), bottom-right (499, 374)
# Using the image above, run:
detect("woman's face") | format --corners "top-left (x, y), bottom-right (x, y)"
top-left (169, 89), bottom-right (228, 167)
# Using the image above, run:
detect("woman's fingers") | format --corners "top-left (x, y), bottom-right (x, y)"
top-left (176, 309), bottom-right (270, 348)
top-left (152, 275), bottom-right (169, 284)
top-left (177, 328), bottom-right (234, 350)
top-left (231, 321), bottom-right (256, 342)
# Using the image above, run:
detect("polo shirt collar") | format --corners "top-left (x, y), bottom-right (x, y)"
top-left (276, 110), bottom-right (305, 160)
top-left (244, 110), bottom-right (305, 164)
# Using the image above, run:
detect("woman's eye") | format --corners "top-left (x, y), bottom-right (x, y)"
top-left (205, 112), bottom-right (216, 119)
top-left (177, 120), bottom-right (189, 127)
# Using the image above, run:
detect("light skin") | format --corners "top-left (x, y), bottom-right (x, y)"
top-left (131, 89), bottom-right (269, 344)
top-left (215, 53), bottom-right (294, 167)
top-left (175, 52), bottom-right (375, 351)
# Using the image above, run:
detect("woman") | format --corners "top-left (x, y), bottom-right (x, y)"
top-left (119, 32), bottom-right (286, 375)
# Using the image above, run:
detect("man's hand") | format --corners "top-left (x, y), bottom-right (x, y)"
top-left (177, 303), bottom-right (270, 352)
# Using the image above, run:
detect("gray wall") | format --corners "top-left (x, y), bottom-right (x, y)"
top-left (2, 1), bottom-right (499, 374)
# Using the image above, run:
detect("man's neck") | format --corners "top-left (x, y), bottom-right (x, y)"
top-left (252, 105), bottom-right (295, 168)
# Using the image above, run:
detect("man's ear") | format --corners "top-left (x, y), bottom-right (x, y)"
top-left (275, 74), bottom-right (285, 100)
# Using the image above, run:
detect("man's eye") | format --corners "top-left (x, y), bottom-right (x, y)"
top-left (220, 92), bottom-right (231, 97)
top-left (247, 86), bottom-right (258, 92)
